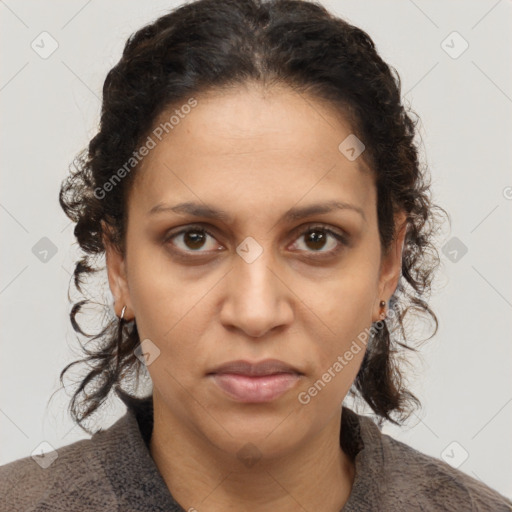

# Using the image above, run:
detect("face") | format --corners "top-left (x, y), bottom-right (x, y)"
top-left (104, 83), bottom-right (406, 462)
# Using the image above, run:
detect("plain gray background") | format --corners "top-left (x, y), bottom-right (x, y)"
top-left (1, 0), bottom-right (511, 500)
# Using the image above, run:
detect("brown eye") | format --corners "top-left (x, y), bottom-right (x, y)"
top-left (165, 226), bottom-right (220, 253)
top-left (181, 229), bottom-right (208, 250)
top-left (291, 224), bottom-right (348, 256)
top-left (163, 223), bottom-right (348, 259)
top-left (303, 229), bottom-right (329, 251)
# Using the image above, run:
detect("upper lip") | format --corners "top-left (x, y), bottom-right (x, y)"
top-left (208, 359), bottom-right (303, 376)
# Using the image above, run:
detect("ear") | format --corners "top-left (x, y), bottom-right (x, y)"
top-left (101, 220), bottom-right (134, 320)
top-left (373, 210), bottom-right (407, 322)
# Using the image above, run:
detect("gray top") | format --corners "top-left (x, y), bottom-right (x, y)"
top-left (1, 389), bottom-right (511, 511)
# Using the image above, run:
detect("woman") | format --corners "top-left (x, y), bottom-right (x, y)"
top-left (1, 0), bottom-right (510, 510)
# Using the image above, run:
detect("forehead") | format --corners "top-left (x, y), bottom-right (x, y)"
top-left (130, 84), bottom-right (376, 223)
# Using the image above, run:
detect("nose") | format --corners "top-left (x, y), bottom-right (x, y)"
top-left (219, 246), bottom-right (294, 339)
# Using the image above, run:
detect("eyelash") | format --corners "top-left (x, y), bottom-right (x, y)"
top-left (163, 223), bottom-right (349, 259)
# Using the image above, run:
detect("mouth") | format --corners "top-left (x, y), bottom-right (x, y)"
top-left (207, 359), bottom-right (304, 403)
top-left (207, 358), bottom-right (304, 377)
top-left (208, 373), bottom-right (302, 403)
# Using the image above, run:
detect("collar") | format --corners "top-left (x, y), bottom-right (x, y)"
top-left (92, 387), bottom-right (384, 511)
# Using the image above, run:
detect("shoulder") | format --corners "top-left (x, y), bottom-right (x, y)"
top-left (0, 432), bottom-right (118, 511)
top-left (357, 415), bottom-right (512, 511)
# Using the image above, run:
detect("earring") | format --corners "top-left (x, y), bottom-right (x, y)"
top-left (379, 299), bottom-right (386, 320)
top-left (114, 305), bottom-right (127, 376)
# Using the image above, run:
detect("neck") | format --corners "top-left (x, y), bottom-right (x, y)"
top-left (149, 393), bottom-right (355, 512)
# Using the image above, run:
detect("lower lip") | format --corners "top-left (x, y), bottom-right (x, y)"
top-left (209, 373), bottom-right (301, 403)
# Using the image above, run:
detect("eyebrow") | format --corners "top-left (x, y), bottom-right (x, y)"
top-left (148, 199), bottom-right (366, 224)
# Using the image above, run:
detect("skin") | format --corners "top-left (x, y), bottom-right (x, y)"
top-left (103, 82), bottom-right (407, 512)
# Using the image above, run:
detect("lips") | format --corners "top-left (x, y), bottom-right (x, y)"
top-left (210, 373), bottom-right (301, 403)
top-left (207, 359), bottom-right (303, 403)
top-left (207, 358), bottom-right (303, 377)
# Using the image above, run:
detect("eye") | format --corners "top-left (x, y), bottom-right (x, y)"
top-left (289, 224), bottom-right (348, 256)
top-left (163, 223), bottom-right (348, 257)
top-left (164, 225), bottom-right (220, 253)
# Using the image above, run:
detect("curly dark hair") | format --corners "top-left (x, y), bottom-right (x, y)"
top-left (56, 0), bottom-right (448, 434)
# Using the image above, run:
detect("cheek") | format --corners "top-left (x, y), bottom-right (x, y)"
top-left (125, 245), bottom-right (185, 341)
top-left (305, 271), bottom-right (376, 379)
top-left (126, 245), bottom-right (216, 373)
top-left (316, 270), bottom-right (377, 331)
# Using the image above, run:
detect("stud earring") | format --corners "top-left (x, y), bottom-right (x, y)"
top-left (379, 300), bottom-right (386, 319)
